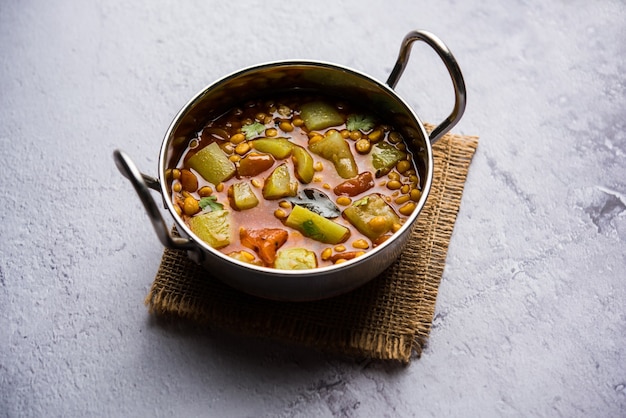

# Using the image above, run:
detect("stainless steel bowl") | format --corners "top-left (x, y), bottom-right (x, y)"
top-left (114, 30), bottom-right (466, 301)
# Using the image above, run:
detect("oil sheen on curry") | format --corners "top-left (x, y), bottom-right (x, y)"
top-left (168, 94), bottom-right (422, 270)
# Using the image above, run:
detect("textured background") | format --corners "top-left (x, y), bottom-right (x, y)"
top-left (1, 0), bottom-right (625, 416)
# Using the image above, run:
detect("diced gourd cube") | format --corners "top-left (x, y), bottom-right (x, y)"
top-left (343, 194), bottom-right (400, 240)
top-left (300, 101), bottom-right (344, 130)
top-left (229, 182), bottom-right (259, 210)
top-left (187, 209), bottom-right (232, 249)
top-left (291, 145), bottom-right (314, 184)
top-left (250, 137), bottom-right (293, 159)
top-left (285, 205), bottom-right (350, 244)
top-left (274, 248), bottom-right (318, 270)
top-left (187, 142), bottom-right (236, 185)
top-left (371, 142), bottom-right (407, 177)
top-left (308, 131), bottom-right (358, 179)
top-left (262, 163), bottom-right (298, 200)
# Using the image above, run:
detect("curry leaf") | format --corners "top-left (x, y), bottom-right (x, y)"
top-left (286, 189), bottom-right (341, 219)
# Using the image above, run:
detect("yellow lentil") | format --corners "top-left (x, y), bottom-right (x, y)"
top-left (368, 129), bottom-right (382, 142)
top-left (387, 180), bottom-right (402, 190)
top-left (279, 200), bottom-right (292, 209)
top-left (395, 195), bottom-right (410, 204)
top-left (265, 127), bottom-right (278, 137)
top-left (172, 182), bottom-right (182, 193)
top-left (336, 196), bottom-right (352, 206)
top-left (388, 131), bottom-right (402, 143)
top-left (251, 178), bottom-right (262, 188)
top-left (183, 196), bottom-right (200, 216)
top-left (235, 142), bottom-right (251, 155)
top-left (368, 216), bottom-right (388, 232)
top-left (198, 186), bottom-right (213, 197)
top-left (388, 172), bottom-right (400, 181)
top-left (355, 138), bottom-right (371, 154)
top-left (309, 135), bottom-right (323, 145)
top-left (334, 245), bottom-right (346, 252)
top-left (352, 239), bottom-right (369, 249)
top-left (279, 121), bottom-right (293, 132)
top-left (399, 202), bottom-right (416, 216)
top-left (321, 248), bottom-right (333, 261)
top-left (396, 160), bottom-right (411, 173)
top-left (230, 133), bottom-right (245, 144)
top-left (274, 208), bottom-right (287, 219)
top-left (410, 188), bottom-right (421, 201)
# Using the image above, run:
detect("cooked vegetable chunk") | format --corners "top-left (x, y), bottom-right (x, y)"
top-left (228, 182), bottom-right (259, 210)
top-left (333, 172), bottom-right (374, 196)
top-left (240, 228), bottom-right (288, 265)
top-left (285, 205), bottom-right (350, 244)
top-left (187, 142), bottom-right (236, 185)
top-left (309, 131), bottom-right (358, 179)
top-left (371, 142), bottom-right (407, 177)
top-left (262, 163), bottom-right (298, 200)
top-left (237, 152), bottom-right (274, 177)
top-left (251, 137), bottom-right (293, 159)
top-left (274, 248), bottom-right (317, 270)
top-left (343, 193), bottom-right (400, 240)
top-left (300, 101), bottom-right (344, 131)
top-left (188, 209), bottom-right (232, 249)
top-left (291, 145), bottom-right (314, 184)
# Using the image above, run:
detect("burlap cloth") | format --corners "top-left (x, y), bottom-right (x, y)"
top-left (146, 126), bottom-right (479, 363)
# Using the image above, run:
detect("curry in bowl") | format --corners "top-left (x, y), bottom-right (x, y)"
top-left (167, 93), bottom-right (422, 270)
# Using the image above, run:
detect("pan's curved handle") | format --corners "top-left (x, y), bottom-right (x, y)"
top-left (113, 149), bottom-right (196, 252)
top-left (386, 30), bottom-right (466, 144)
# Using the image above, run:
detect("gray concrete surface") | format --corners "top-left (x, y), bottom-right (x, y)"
top-left (1, 0), bottom-right (625, 416)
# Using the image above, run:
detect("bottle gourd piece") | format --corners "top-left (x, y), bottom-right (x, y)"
top-left (262, 163), bottom-right (298, 200)
top-left (228, 182), bottom-right (259, 210)
top-left (285, 205), bottom-right (350, 244)
top-left (274, 248), bottom-right (318, 270)
top-left (309, 131), bottom-right (358, 179)
top-left (299, 101), bottom-right (344, 131)
top-left (186, 142), bottom-right (236, 185)
top-left (188, 209), bottom-right (232, 249)
top-left (343, 193), bottom-right (400, 241)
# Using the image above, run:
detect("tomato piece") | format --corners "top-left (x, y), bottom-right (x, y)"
top-left (333, 172), bottom-right (374, 197)
top-left (240, 228), bottom-right (288, 265)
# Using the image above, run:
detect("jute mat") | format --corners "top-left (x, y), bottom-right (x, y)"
top-left (145, 126), bottom-right (479, 363)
